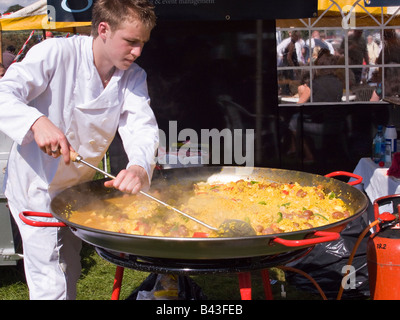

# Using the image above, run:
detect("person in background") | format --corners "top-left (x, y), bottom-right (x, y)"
top-left (0, 0), bottom-right (158, 300)
top-left (370, 67), bottom-right (400, 102)
top-left (370, 30), bottom-right (400, 101)
top-left (297, 72), bottom-right (311, 104)
top-left (375, 29), bottom-right (400, 65)
top-left (287, 50), bottom-right (343, 162)
top-left (310, 30), bottom-right (334, 61)
top-left (2, 45), bottom-right (16, 70)
top-left (367, 35), bottom-right (380, 65)
top-left (366, 35), bottom-right (380, 81)
top-left (312, 49), bottom-right (343, 102)
top-left (277, 31), bottom-right (303, 66)
top-left (283, 31), bottom-right (301, 68)
top-left (286, 71), bottom-right (315, 162)
top-left (340, 30), bottom-right (369, 84)
top-left (278, 31), bottom-right (303, 95)
top-left (45, 31), bottom-right (54, 39)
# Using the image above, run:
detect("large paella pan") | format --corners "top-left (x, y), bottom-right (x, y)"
top-left (20, 166), bottom-right (368, 260)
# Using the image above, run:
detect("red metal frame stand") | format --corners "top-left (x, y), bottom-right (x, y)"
top-left (238, 270), bottom-right (273, 300)
top-left (238, 272), bottom-right (252, 300)
top-left (261, 269), bottom-right (274, 300)
top-left (111, 266), bottom-right (124, 300)
top-left (111, 267), bottom-right (274, 300)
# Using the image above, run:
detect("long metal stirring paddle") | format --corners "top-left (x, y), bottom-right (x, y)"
top-left (69, 151), bottom-right (219, 232)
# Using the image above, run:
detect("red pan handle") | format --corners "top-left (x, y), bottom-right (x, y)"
top-left (325, 171), bottom-right (363, 186)
top-left (19, 211), bottom-right (67, 227)
top-left (192, 232), bottom-right (209, 238)
top-left (272, 231), bottom-right (340, 247)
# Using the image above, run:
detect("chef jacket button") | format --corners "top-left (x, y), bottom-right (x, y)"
top-left (68, 132), bottom-right (75, 139)
top-left (102, 118), bottom-right (108, 124)
top-left (89, 139), bottom-right (95, 145)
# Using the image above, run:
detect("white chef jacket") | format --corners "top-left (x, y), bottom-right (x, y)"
top-left (0, 35), bottom-right (159, 215)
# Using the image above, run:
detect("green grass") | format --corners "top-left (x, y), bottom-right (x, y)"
top-left (0, 265), bottom-right (28, 300)
top-left (0, 242), bottom-right (325, 300)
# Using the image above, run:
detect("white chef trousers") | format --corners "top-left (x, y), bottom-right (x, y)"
top-left (9, 201), bottom-right (82, 300)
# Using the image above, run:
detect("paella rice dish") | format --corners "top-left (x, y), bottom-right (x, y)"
top-left (68, 179), bottom-right (352, 238)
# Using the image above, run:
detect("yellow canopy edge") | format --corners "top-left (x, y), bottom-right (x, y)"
top-left (0, 14), bottom-right (91, 32)
top-left (276, 0), bottom-right (399, 28)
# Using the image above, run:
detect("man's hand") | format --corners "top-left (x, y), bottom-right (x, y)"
top-left (104, 165), bottom-right (149, 194)
top-left (31, 116), bottom-right (72, 164)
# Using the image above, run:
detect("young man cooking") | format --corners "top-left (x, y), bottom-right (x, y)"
top-left (0, 0), bottom-right (158, 299)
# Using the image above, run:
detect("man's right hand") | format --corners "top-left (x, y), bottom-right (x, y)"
top-left (31, 116), bottom-right (72, 164)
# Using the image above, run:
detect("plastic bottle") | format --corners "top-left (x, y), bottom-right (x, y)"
top-left (385, 125), bottom-right (397, 154)
top-left (385, 141), bottom-right (392, 166)
top-left (372, 125), bottom-right (385, 164)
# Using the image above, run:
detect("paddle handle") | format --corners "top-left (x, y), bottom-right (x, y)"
top-left (71, 151), bottom-right (218, 231)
